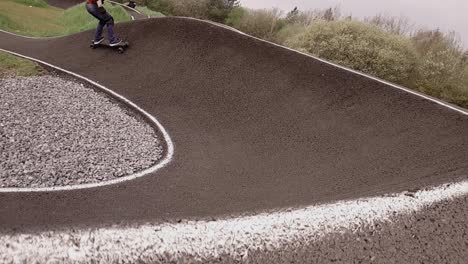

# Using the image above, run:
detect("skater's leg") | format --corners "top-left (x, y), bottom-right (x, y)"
top-left (95, 20), bottom-right (105, 41)
top-left (104, 16), bottom-right (116, 43)
top-left (103, 14), bottom-right (122, 46)
top-left (86, 3), bottom-right (120, 45)
top-left (85, 3), bottom-right (107, 42)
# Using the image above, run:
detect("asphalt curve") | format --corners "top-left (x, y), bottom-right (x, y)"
top-left (1, 18), bottom-right (468, 230)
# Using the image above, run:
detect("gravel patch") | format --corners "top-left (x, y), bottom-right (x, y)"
top-left (0, 75), bottom-right (163, 188)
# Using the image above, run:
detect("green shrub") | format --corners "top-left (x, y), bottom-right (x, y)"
top-left (13, 0), bottom-right (48, 8)
top-left (274, 23), bottom-right (306, 44)
top-left (285, 20), bottom-right (417, 84)
top-left (147, 0), bottom-right (175, 16)
top-left (225, 7), bottom-right (286, 41)
top-left (146, 0), bottom-right (208, 18)
top-left (418, 32), bottom-right (468, 102)
top-left (175, 0), bottom-right (210, 18)
top-left (286, 6), bottom-right (341, 26)
top-left (143, 0), bottom-right (238, 21)
top-left (463, 66), bottom-right (468, 84)
top-left (136, 6), bottom-right (165, 17)
top-left (439, 84), bottom-right (468, 107)
top-left (274, 6), bottom-right (343, 44)
top-left (225, 6), bottom-right (246, 25)
top-left (206, 0), bottom-right (239, 23)
top-left (411, 30), bottom-right (467, 97)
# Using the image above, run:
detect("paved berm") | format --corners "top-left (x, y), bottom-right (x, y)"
top-left (1, 17), bottom-right (468, 230)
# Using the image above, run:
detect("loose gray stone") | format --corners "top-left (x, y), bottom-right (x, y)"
top-left (0, 75), bottom-right (163, 188)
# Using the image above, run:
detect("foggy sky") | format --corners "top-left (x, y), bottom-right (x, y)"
top-left (240, 0), bottom-right (468, 48)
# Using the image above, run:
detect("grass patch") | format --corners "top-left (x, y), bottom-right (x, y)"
top-left (0, 0), bottom-right (131, 37)
top-left (60, 2), bottom-right (131, 35)
top-left (0, 0), bottom-right (130, 76)
top-left (136, 6), bottom-right (165, 17)
top-left (0, 13), bottom-right (15, 30)
top-left (0, 51), bottom-right (46, 77)
top-left (13, 0), bottom-right (48, 8)
top-left (0, 0), bottom-right (65, 36)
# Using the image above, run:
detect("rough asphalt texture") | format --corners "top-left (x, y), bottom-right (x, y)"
top-left (0, 18), bottom-right (468, 230)
top-left (1, 189), bottom-right (467, 263)
top-left (0, 75), bottom-right (163, 188)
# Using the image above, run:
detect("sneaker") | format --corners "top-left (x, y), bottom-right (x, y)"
top-left (109, 38), bottom-right (122, 47)
top-left (93, 37), bottom-right (105, 45)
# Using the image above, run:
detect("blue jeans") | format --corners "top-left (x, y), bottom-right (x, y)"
top-left (86, 4), bottom-right (116, 42)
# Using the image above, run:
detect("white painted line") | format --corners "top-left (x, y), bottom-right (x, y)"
top-left (0, 48), bottom-right (175, 193)
top-left (1, 180), bottom-right (467, 262)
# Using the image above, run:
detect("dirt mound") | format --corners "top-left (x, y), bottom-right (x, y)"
top-left (1, 17), bottom-right (467, 229)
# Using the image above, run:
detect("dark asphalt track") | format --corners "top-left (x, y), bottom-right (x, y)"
top-left (1, 18), bottom-right (468, 230)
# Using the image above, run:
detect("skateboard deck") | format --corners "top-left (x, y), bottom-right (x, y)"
top-left (90, 41), bottom-right (129, 54)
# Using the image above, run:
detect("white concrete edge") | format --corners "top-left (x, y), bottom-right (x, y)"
top-left (0, 48), bottom-right (175, 193)
top-left (1, 180), bottom-right (467, 262)
top-left (179, 17), bottom-right (468, 116)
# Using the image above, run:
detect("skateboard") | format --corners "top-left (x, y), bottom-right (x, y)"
top-left (90, 40), bottom-right (129, 54)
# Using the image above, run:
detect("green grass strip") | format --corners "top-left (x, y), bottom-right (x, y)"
top-left (0, 0), bottom-right (131, 37)
top-left (0, 51), bottom-right (45, 77)
top-left (13, 0), bottom-right (48, 8)
top-left (60, 2), bottom-right (132, 35)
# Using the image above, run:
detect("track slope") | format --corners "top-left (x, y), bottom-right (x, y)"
top-left (1, 17), bottom-right (468, 229)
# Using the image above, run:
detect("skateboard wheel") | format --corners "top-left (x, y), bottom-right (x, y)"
top-left (118, 47), bottom-right (124, 54)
